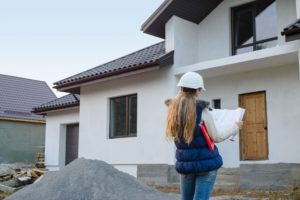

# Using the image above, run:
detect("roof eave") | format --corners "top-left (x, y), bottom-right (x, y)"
top-left (281, 27), bottom-right (300, 42)
top-left (54, 50), bottom-right (174, 93)
top-left (141, 0), bottom-right (223, 39)
top-left (32, 103), bottom-right (80, 115)
top-left (141, 0), bottom-right (173, 38)
top-left (281, 27), bottom-right (300, 35)
top-left (54, 61), bottom-right (160, 93)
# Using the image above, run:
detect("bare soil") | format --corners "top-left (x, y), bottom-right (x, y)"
top-left (0, 191), bottom-right (8, 200)
top-left (150, 183), bottom-right (300, 199)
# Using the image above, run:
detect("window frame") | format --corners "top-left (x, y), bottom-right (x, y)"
top-left (109, 94), bottom-right (137, 139)
top-left (231, 0), bottom-right (278, 55)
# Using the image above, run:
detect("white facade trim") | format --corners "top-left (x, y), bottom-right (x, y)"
top-left (174, 43), bottom-right (299, 78)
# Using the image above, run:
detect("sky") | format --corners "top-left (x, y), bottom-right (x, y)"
top-left (0, 0), bottom-right (163, 97)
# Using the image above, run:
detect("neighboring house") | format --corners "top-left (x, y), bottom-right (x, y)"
top-left (0, 74), bottom-right (56, 163)
top-left (34, 0), bottom-right (300, 189)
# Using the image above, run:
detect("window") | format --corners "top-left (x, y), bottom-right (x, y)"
top-left (109, 94), bottom-right (137, 138)
top-left (212, 99), bottom-right (221, 109)
top-left (232, 0), bottom-right (277, 55)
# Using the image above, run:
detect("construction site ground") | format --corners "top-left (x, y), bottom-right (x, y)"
top-left (0, 189), bottom-right (300, 200)
top-left (2, 183), bottom-right (300, 200)
top-left (0, 191), bottom-right (6, 200)
top-left (152, 184), bottom-right (300, 199)
top-left (2, 158), bottom-right (300, 200)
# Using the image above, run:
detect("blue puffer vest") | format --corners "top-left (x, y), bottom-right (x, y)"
top-left (175, 101), bottom-right (223, 174)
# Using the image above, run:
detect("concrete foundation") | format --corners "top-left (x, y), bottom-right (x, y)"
top-left (137, 164), bottom-right (179, 185)
top-left (215, 168), bottom-right (240, 191)
top-left (137, 163), bottom-right (300, 191)
top-left (240, 163), bottom-right (300, 190)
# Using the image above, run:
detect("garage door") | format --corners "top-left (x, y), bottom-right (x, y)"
top-left (65, 124), bottom-right (79, 165)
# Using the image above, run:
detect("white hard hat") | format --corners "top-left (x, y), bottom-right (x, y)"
top-left (177, 72), bottom-right (205, 90)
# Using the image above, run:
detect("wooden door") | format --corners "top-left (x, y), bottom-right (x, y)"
top-left (239, 92), bottom-right (268, 160)
top-left (65, 124), bottom-right (79, 165)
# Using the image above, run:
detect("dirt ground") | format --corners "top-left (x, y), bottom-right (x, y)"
top-left (2, 188), bottom-right (300, 199)
top-left (152, 184), bottom-right (300, 199)
top-left (2, 182), bottom-right (300, 199)
top-left (0, 191), bottom-right (8, 200)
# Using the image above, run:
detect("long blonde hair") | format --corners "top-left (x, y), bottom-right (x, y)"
top-left (166, 88), bottom-right (197, 144)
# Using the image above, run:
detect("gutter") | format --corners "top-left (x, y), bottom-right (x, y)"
top-left (32, 102), bottom-right (80, 115)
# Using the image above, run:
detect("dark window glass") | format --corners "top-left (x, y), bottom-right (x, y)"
top-left (213, 99), bottom-right (221, 109)
top-left (236, 9), bottom-right (254, 46)
top-left (232, 0), bottom-right (277, 55)
top-left (110, 97), bottom-right (126, 137)
top-left (110, 94), bottom-right (137, 138)
top-left (129, 95), bottom-right (137, 134)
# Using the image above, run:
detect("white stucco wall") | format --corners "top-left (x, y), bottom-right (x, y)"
top-left (165, 16), bottom-right (198, 67)
top-left (78, 67), bottom-right (177, 172)
top-left (165, 0), bottom-right (297, 66)
top-left (201, 64), bottom-right (300, 167)
top-left (276, 0), bottom-right (297, 45)
top-left (44, 108), bottom-right (79, 170)
top-left (297, 0), bottom-right (300, 18)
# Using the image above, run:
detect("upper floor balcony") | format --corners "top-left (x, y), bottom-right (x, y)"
top-left (142, 0), bottom-right (300, 78)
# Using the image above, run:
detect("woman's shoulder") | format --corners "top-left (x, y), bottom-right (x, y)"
top-left (164, 98), bottom-right (210, 109)
top-left (165, 99), bottom-right (172, 106)
top-left (196, 100), bottom-right (210, 109)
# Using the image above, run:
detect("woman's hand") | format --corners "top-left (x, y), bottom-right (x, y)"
top-left (235, 121), bottom-right (243, 129)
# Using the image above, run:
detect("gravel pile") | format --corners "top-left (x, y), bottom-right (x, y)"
top-left (6, 158), bottom-right (179, 200)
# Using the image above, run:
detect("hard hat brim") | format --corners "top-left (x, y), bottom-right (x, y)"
top-left (177, 83), bottom-right (206, 91)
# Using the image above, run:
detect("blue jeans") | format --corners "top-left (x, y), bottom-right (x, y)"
top-left (180, 170), bottom-right (217, 200)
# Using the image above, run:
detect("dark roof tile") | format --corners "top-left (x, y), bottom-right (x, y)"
top-left (282, 19), bottom-right (300, 36)
top-left (0, 74), bottom-right (57, 121)
top-left (53, 41), bottom-right (169, 90)
top-left (33, 94), bottom-right (79, 114)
